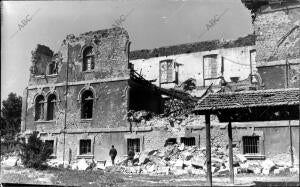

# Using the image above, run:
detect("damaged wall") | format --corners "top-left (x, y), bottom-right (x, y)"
top-left (21, 27), bottom-right (167, 162)
top-left (130, 36), bottom-right (256, 89)
top-left (130, 116), bottom-right (299, 165)
top-left (30, 44), bottom-right (54, 76)
top-left (21, 28), bottom-right (133, 161)
top-left (23, 28), bottom-right (130, 133)
top-left (253, 2), bottom-right (300, 89)
top-left (28, 27), bottom-right (130, 86)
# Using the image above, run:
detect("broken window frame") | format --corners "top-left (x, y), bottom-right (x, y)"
top-left (203, 54), bottom-right (219, 86)
top-left (46, 94), bottom-right (57, 121)
top-left (79, 139), bottom-right (92, 155)
top-left (159, 59), bottom-right (179, 85)
top-left (127, 138), bottom-right (140, 154)
top-left (82, 46), bottom-right (95, 72)
top-left (48, 61), bottom-right (58, 75)
top-left (81, 90), bottom-right (94, 119)
top-left (35, 95), bottom-right (45, 121)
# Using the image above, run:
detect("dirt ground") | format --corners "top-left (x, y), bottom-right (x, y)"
top-left (0, 165), bottom-right (299, 186)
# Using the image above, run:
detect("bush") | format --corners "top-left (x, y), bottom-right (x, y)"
top-left (19, 131), bottom-right (52, 169)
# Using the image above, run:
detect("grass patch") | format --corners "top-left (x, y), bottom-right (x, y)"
top-left (52, 168), bottom-right (125, 187)
top-left (1, 172), bottom-right (32, 184)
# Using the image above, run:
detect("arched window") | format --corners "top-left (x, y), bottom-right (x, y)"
top-left (47, 94), bottom-right (57, 120)
top-left (81, 90), bottom-right (94, 119)
top-left (35, 95), bottom-right (45, 121)
top-left (83, 47), bottom-right (95, 71)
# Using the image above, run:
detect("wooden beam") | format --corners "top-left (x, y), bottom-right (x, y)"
top-left (205, 114), bottom-right (212, 186)
top-left (228, 120), bottom-right (234, 184)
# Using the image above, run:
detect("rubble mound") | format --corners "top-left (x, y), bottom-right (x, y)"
top-left (112, 143), bottom-right (296, 176)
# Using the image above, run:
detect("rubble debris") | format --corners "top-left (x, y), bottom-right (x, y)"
top-left (175, 78), bottom-right (197, 92)
top-left (114, 143), bottom-right (233, 176)
top-left (0, 147), bottom-right (297, 177)
top-left (2, 156), bottom-right (19, 167)
top-left (261, 159), bottom-right (276, 173)
top-left (127, 110), bottom-right (155, 123)
top-left (98, 143), bottom-right (293, 176)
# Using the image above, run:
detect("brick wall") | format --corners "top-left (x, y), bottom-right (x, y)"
top-left (254, 4), bottom-right (300, 89)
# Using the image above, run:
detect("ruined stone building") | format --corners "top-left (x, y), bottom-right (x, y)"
top-left (21, 28), bottom-right (164, 162)
top-left (130, 34), bottom-right (258, 92)
top-left (127, 0), bottom-right (300, 166)
top-left (21, 0), bottom-right (299, 166)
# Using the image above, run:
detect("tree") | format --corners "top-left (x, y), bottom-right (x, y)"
top-left (19, 131), bottom-right (52, 169)
top-left (1, 92), bottom-right (22, 135)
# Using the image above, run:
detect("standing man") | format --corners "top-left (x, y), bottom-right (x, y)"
top-left (127, 148), bottom-right (135, 166)
top-left (109, 145), bottom-right (117, 165)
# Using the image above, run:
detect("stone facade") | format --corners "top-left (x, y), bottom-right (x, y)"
top-left (252, 1), bottom-right (300, 89)
top-left (129, 116), bottom-right (299, 165)
top-left (21, 2), bottom-right (299, 165)
top-left (21, 28), bottom-right (163, 161)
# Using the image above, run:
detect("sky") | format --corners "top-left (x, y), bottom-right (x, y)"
top-left (1, 0), bottom-right (253, 100)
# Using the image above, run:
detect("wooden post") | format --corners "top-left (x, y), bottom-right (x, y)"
top-left (228, 121), bottom-right (234, 184)
top-left (286, 59), bottom-right (294, 167)
top-left (205, 114), bottom-right (212, 186)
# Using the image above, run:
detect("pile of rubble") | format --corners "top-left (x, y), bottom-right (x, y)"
top-left (112, 143), bottom-right (298, 176)
top-left (128, 110), bottom-right (212, 129)
top-left (2, 145), bottom-right (299, 176)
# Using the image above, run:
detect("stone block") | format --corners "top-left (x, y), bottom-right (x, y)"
top-left (218, 168), bottom-right (229, 176)
top-left (175, 159), bottom-right (184, 169)
top-left (191, 158), bottom-right (205, 169)
top-left (274, 169), bottom-right (280, 175)
top-left (289, 167), bottom-right (299, 175)
top-left (105, 160), bottom-right (113, 167)
top-left (262, 169), bottom-right (270, 175)
top-left (173, 169), bottom-right (188, 175)
top-left (183, 160), bottom-right (192, 167)
top-left (96, 162), bottom-right (106, 170)
top-left (235, 154), bottom-right (247, 163)
top-left (261, 159), bottom-right (275, 171)
top-left (147, 164), bottom-right (156, 173)
top-left (157, 166), bottom-right (170, 175)
top-left (254, 168), bottom-right (262, 175)
top-left (178, 143), bottom-right (185, 151)
top-left (234, 167), bottom-right (240, 174)
top-left (2, 156), bottom-right (19, 167)
top-left (77, 159), bottom-right (89, 170)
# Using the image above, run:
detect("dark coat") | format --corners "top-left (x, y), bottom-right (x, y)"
top-left (109, 148), bottom-right (117, 157)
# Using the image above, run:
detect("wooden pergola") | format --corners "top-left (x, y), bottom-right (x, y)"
top-left (193, 88), bottom-right (300, 186)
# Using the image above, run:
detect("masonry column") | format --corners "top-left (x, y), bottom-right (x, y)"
top-left (205, 114), bottom-right (212, 186)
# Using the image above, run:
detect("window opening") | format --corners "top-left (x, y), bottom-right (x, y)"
top-left (80, 139), bottom-right (91, 155)
top-left (243, 136), bottom-right (259, 154)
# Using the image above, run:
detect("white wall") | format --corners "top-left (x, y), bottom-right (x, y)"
top-left (130, 45), bottom-right (256, 88)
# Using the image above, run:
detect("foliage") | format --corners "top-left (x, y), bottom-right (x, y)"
top-left (1, 92), bottom-right (22, 136)
top-left (19, 131), bottom-right (52, 169)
